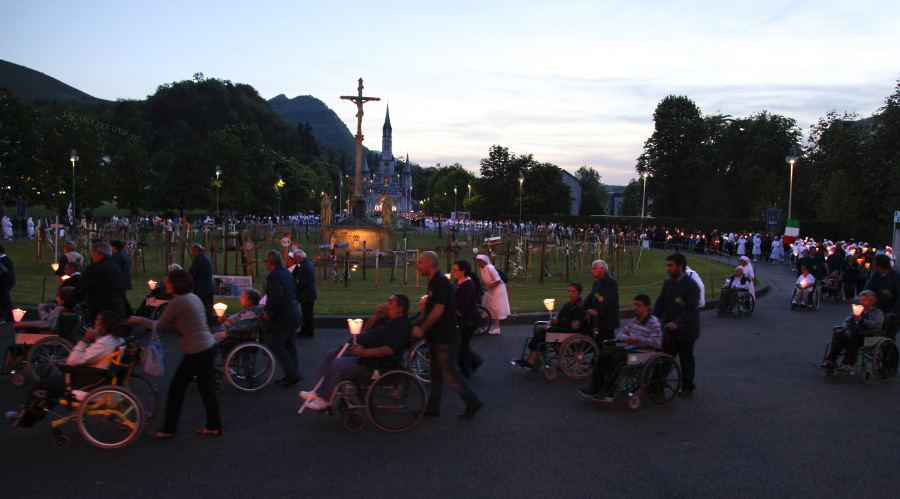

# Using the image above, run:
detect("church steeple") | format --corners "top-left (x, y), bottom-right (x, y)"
top-left (381, 105), bottom-right (392, 162)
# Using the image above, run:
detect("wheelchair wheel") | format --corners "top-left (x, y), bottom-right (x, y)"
top-left (77, 386), bottom-right (144, 449)
top-left (11, 372), bottom-right (26, 387)
top-left (365, 370), bottom-right (426, 432)
top-left (126, 374), bottom-right (160, 422)
top-left (543, 365), bottom-right (558, 380)
top-left (873, 339), bottom-right (899, 382)
top-left (628, 394), bottom-right (641, 410)
top-left (25, 337), bottom-right (74, 382)
top-left (474, 306), bottom-right (492, 336)
top-left (812, 288), bottom-right (820, 310)
top-left (224, 342), bottom-right (276, 392)
top-left (742, 295), bottom-right (755, 316)
top-left (343, 411), bottom-right (366, 432)
top-left (406, 339), bottom-right (430, 384)
top-left (558, 336), bottom-right (598, 380)
top-left (640, 354), bottom-right (681, 408)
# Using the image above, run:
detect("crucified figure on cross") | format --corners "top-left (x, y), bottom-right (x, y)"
top-left (341, 79), bottom-right (380, 216)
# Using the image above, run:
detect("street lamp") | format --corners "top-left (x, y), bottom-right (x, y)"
top-left (641, 171), bottom-right (649, 219)
top-left (786, 148), bottom-right (799, 219)
top-left (454, 185), bottom-right (457, 216)
top-left (276, 177), bottom-right (285, 220)
top-left (215, 165), bottom-right (221, 218)
top-left (69, 149), bottom-right (78, 221)
top-left (518, 174), bottom-right (524, 230)
top-left (467, 182), bottom-right (472, 201)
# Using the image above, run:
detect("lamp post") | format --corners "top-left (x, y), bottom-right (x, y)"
top-left (518, 174), bottom-right (524, 231)
top-left (454, 185), bottom-right (458, 216)
top-left (69, 149), bottom-right (78, 221)
top-left (215, 165), bottom-right (221, 218)
top-left (276, 177), bottom-right (285, 220)
top-left (786, 148), bottom-right (799, 219)
top-left (641, 171), bottom-right (649, 219)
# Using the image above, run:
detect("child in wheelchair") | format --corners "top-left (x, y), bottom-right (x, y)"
top-left (6, 311), bottom-right (124, 427)
top-left (820, 290), bottom-right (884, 373)
top-left (513, 283), bottom-right (585, 368)
top-left (717, 267), bottom-right (750, 315)
top-left (793, 266), bottom-right (816, 308)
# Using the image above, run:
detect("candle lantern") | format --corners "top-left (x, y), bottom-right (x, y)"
top-left (213, 302), bottom-right (228, 317)
top-left (348, 318), bottom-right (364, 343)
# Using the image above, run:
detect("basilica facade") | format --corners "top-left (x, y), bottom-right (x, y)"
top-left (345, 106), bottom-right (414, 214)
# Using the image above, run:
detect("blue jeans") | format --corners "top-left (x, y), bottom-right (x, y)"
top-left (427, 342), bottom-right (480, 412)
top-left (313, 348), bottom-right (365, 399)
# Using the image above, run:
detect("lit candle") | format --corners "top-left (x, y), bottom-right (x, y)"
top-left (12, 308), bottom-right (25, 322)
top-left (51, 263), bottom-right (59, 272)
top-left (543, 298), bottom-right (555, 311)
top-left (348, 318), bottom-right (364, 344)
top-left (60, 275), bottom-right (70, 281)
top-left (445, 273), bottom-right (452, 280)
top-left (213, 302), bottom-right (227, 317)
top-left (148, 280), bottom-right (157, 290)
top-left (852, 304), bottom-right (864, 316)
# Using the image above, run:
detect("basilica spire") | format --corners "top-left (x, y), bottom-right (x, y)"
top-left (381, 105), bottom-right (392, 162)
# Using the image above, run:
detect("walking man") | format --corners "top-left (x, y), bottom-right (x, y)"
top-left (652, 253), bottom-right (700, 395)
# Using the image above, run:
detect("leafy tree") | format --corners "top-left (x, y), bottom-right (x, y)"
top-left (575, 165), bottom-right (608, 215)
top-left (109, 143), bottom-right (156, 215)
top-left (523, 162), bottom-right (573, 215)
top-left (619, 178), bottom-right (643, 216)
top-left (426, 164), bottom-right (476, 216)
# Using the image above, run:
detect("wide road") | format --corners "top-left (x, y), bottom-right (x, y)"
top-left (1, 259), bottom-right (897, 498)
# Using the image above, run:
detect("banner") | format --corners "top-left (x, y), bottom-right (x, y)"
top-left (213, 275), bottom-right (253, 299)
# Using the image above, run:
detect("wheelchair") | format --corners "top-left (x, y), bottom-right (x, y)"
top-left (406, 338), bottom-right (430, 384)
top-left (514, 322), bottom-right (598, 381)
top-left (821, 328), bottom-right (899, 383)
top-left (819, 272), bottom-right (843, 302)
top-left (213, 318), bottom-right (276, 392)
top-left (304, 356), bottom-right (427, 433)
top-left (3, 313), bottom-right (82, 387)
top-left (717, 290), bottom-right (754, 317)
top-left (791, 282), bottom-right (820, 310)
top-left (598, 340), bottom-right (682, 410)
top-left (135, 295), bottom-right (170, 319)
top-left (473, 305), bottom-right (492, 336)
top-left (16, 325), bottom-right (158, 449)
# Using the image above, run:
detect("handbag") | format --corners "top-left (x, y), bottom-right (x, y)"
top-left (143, 328), bottom-right (168, 377)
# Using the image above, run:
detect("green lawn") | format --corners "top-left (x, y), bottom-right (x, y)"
top-left (6, 228), bottom-right (737, 315)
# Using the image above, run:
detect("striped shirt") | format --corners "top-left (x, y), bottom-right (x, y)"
top-left (616, 314), bottom-right (662, 349)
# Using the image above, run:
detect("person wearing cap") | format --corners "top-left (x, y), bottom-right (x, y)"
top-left (886, 247), bottom-right (896, 269)
top-left (475, 254), bottom-right (509, 335)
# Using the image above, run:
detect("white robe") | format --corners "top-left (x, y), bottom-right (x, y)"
top-left (1, 217), bottom-right (11, 239)
top-left (26, 218), bottom-right (34, 239)
top-left (740, 262), bottom-right (756, 299)
top-left (480, 264), bottom-right (510, 320)
top-left (737, 237), bottom-right (747, 256)
top-left (752, 236), bottom-right (762, 256)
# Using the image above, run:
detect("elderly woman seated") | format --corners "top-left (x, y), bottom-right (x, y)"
top-left (820, 290), bottom-right (884, 373)
top-left (300, 294), bottom-right (412, 411)
top-left (717, 268), bottom-right (750, 315)
top-left (793, 265), bottom-right (816, 308)
top-left (213, 289), bottom-right (263, 339)
top-left (6, 311), bottom-right (124, 427)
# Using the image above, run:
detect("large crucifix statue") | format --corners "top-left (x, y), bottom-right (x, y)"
top-left (340, 78), bottom-right (380, 218)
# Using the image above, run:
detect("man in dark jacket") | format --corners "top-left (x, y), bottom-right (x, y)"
top-left (865, 254), bottom-right (900, 339)
top-left (63, 242), bottom-right (126, 320)
top-left (292, 250), bottom-right (318, 338)
top-left (263, 250), bottom-right (302, 385)
top-left (652, 253), bottom-right (700, 395)
top-left (110, 240), bottom-right (133, 316)
top-left (583, 260), bottom-right (620, 340)
top-left (0, 245), bottom-right (15, 323)
top-left (189, 244), bottom-right (215, 326)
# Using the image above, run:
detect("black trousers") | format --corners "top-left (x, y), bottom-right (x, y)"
top-left (664, 333), bottom-right (696, 390)
top-left (0, 284), bottom-right (13, 322)
top-left (458, 323), bottom-right (483, 377)
top-left (427, 342), bottom-right (479, 412)
top-left (589, 346), bottom-right (628, 391)
top-left (300, 301), bottom-right (315, 337)
top-left (827, 332), bottom-right (866, 366)
top-left (196, 293), bottom-right (215, 327)
top-left (160, 345), bottom-right (222, 433)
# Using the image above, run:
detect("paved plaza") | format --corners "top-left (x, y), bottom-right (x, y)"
top-left (1, 260), bottom-right (898, 498)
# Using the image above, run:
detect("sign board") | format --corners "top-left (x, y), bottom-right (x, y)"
top-left (894, 211), bottom-right (900, 223)
top-left (214, 275), bottom-right (253, 298)
top-left (766, 208), bottom-right (782, 231)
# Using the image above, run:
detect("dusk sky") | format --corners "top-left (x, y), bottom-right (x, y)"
top-left (3, 0), bottom-right (898, 185)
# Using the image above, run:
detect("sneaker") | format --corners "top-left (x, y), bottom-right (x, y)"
top-left (299, 390), bottom-right (317, 401)
top-left (71, 390), bottom-right (88, 402)
top-left (4, 411), bottom-right (18, 420)
top-left (487, 328), bottom-right (501, 335)
top-left (306, 398), bottom-right (328, 411)
top-left (819, 361), bottom-right (834, 370)
top-left (512, 358), bottom-right (532, 369)
top-left (839, 365), bottom-right (854, 375)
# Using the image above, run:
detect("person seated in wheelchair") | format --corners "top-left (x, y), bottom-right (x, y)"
top-left (820, 290), bottom-right (884, 373)
top-left (578, 294), bottom-right (661, 400)
top-left (792, 266), bottom-right (816, 308)
top-left (717, 267), bottom-right (750, 315)
top-left (513, 283), bottom-right (585, 368)
top-left (58, 261), bottom-right (82, 289)
top-left (6, 311), bottom-right (124, 427)
top-left (15, 286), bottom-right (75, 331)
top-left (212, 289), bottom-right (263, 341)
top-left (300, 294), bottom-right (412, 411)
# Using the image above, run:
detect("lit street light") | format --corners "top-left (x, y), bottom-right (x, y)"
top-left (454, 185), bottom-right (458, 217)
top-left (276, 177), bottom-right (285, 220)
top-left (518, 174), bottom-right (524, 231)
top-left (786, 148), bottom-right (799, 219)
top-left (215, 165), bottom-right (221, 218)
top-left (641, 171), bottom-right (649, 219)
top-left (69, 149), bottom-right (78, 222)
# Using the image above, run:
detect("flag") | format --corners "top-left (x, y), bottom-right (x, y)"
top-left (66, 202), bottom-right (74, 226)
top-left (783, 219), bottom-right (799, 244)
